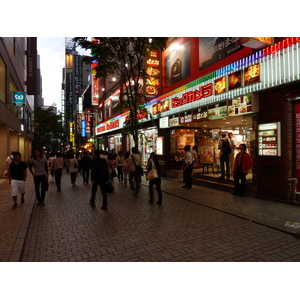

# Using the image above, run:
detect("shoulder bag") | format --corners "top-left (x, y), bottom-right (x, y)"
top-left (146, 161), bottom-right (158, 181)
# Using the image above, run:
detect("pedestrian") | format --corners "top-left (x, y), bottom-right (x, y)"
top-left (128, 147), bottom-right (143, 196)
top-left (232, 143), bottom-right (253, 196)
top-left (8, 152), bottom-right (27, 209)
top-left (90, 149), bottom-right (109, 210)
top-left (122, 151), bottom-right (130, 187)
top-left (80, 151), bottom-right (91, 184)
top-left (66, 152), bottom-right (79, 186)
top-left (50, 152), bottom-right (64, 191)
top-left (228, 132), bottom-right (236, 177)
top-left (116, 150), bottom-right (124, 183)
top-left (5, 151), bottom-right (15, 183)
top-left (110, 149), bottom-right (117, 160)
top-left (29, 149), bottom-right (49, 206)
top-left (182, 145), bottom-right (193, 190)
top-left (107, 153), bottom-right (117, 191)
top-left (218, 132), bottom-right (231, 180)
top-left (146, 153), bottom-right (162, 205)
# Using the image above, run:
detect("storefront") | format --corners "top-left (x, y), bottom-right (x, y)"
top-left (93, 38), bottom-right (300, 201)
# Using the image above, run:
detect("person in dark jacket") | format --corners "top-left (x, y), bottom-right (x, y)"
top-left (90, 149), bottom-right (109, 210)
top-left (146, 152), bottom-right (162, 205)
top-left (80, 151), bottom-right (91, 184)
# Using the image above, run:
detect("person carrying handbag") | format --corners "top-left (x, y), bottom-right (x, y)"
top-left (146, 153), bottom-right (162, 205)
top-left (128, 147), bottom-right (143, 196)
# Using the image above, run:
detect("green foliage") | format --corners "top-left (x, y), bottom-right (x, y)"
top-left (73, 37), bottom-right (167, 147)
top-left (33, 106), bottom-right (66, 151)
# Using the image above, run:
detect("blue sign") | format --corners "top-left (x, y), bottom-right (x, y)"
top-left (12, 91), bottom-right (26, 106)
top-left (81, 120), bottom-right (86, 137)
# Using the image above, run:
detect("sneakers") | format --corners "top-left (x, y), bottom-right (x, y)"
top-left (89, 201), bottom-right (95, 207)
top-left (100, 206), bottom-right (107, 210)
top-left (12, 203), bottom-right (18, 209)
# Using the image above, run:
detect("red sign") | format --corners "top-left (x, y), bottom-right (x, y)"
top-left (106, 120), bottom-right (119, 130)
top-left (171, 83), bottom-right (213, 108)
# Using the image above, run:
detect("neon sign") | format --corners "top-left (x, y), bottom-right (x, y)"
top-left (171, 83), bottom-right (213, 108)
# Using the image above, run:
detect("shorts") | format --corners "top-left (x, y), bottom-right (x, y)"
top-left (11, 179), bottom-right (25, 197)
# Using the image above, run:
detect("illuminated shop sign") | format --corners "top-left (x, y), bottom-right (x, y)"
top-left (208, 102), bottom-right (227, 120)
top-left (145, 49), bottom-right (161, 97)
top-left (171, 83), bottom-right (213, 108)
top-left (159, 116), bottom-right (169, 128)
top-left (169, 117), bottom-right (179, 127)
top-left (179, 114), bottom-right (192, 124)
top-left (192, 109), bottom-right (208, 121)
top-left (258, 122), bottom-right (281, 156)
top-left (227, 95), bottom-right (253, 116)
top-left (81, 120), bottom-right (86, 137)
top-left (12, 91), bottom-right (26, 106)
top-left (153, 99), bottom-right (169, 114)
top-left (92, 63), bottom-right (99, 106)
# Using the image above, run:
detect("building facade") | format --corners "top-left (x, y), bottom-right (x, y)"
top-left (91, 37), bottom-right (300, 202)
top-left (0, 37), bottom-right (39, 175)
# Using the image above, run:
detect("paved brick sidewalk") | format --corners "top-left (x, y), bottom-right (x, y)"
top-left (0, 176), bottom-right (35, 262)
top-left (2, 171), bottom-right (300, 262)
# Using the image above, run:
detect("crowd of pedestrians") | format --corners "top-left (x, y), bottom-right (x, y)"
top-left (5, 133), bottom-right (253, 209)
top-left (5, 147), bottom-right (164, 210)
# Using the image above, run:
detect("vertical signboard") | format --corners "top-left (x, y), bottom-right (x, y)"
top-left (145, 49), bottom-right (161, 96)
top-left (295, 103), bottom-right (300, 190)
top-left (74, 55), bottom-right (80, 106)
top-left (258, 122), bottom-right (281, 156)
top-left (26, 37), bottom-right (38, 95)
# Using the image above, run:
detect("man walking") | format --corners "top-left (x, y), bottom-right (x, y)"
top-left (90, 150), bottom-right (109, 210)
top-left (80, 151), bottom-right (91, 184)
top-left (8, 152), bottom-right (28, 209)
top-left (50, 152), bottom-right (64, 191)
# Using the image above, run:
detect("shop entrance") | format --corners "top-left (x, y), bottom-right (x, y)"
top-left (170, 114), bottom-right (255, 183)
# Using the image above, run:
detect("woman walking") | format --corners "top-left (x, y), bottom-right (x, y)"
top-left (29, 149), bottom-right (48, 206)
top-left (128, 147), bottom-right (143, 196)
top-left (122, 151), bottom-right (130, 187)
top-left (107, 153), bottom-right (117, 191)
top-left (146, 153), bottom-right (162, 205)
top-left (116, 151), bottom-right (124, 183)
top-left (66, 152), bottom-right (79, 186)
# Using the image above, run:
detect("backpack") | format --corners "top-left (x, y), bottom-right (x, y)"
top-left (222, 139), bottom-right (232, 155)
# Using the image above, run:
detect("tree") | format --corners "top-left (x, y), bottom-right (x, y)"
top-left (33, 105), bottom-right (66, 152)
top-left (73, 37), bottom-right (167, 147)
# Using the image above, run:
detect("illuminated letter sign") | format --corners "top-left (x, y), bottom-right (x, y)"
top-left (171, 83), bottom-right (212, 108)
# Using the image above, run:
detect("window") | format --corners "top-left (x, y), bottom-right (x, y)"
top-left (0, 55), bottom-right (6, 103)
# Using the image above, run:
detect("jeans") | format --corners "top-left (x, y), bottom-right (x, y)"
top-left (82, 168), bottom-right (90, 183)
top-left (220, 154), bottom-right (230, 178)
top-left (70, 172), bottom-right (77, 184)
top-left (34, 175), bottom-right (47, 202)
top-left (117, 166), bottom-right (123, 182)
top-left (90, 180), bottom-right (107, 207)
top-left (149, 177), bottom-right (162, 202)
top-left (54, 168), bottom-right (62, 190)
top-left (129, 171), bottom-right (141, 194)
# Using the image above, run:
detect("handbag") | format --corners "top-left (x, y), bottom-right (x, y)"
top-left (146, 162), bottom-right (158, 180)
top-left (132, 155), bottom-right (143, 176)
top-left (105, 182), bottom-right (113, 193)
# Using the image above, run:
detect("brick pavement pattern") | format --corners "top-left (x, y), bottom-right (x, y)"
top-left (17, 171), bottom-right (300, 262)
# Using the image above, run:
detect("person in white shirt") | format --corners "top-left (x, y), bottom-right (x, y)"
top-left (182, 145), bottom-right (193, 190)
